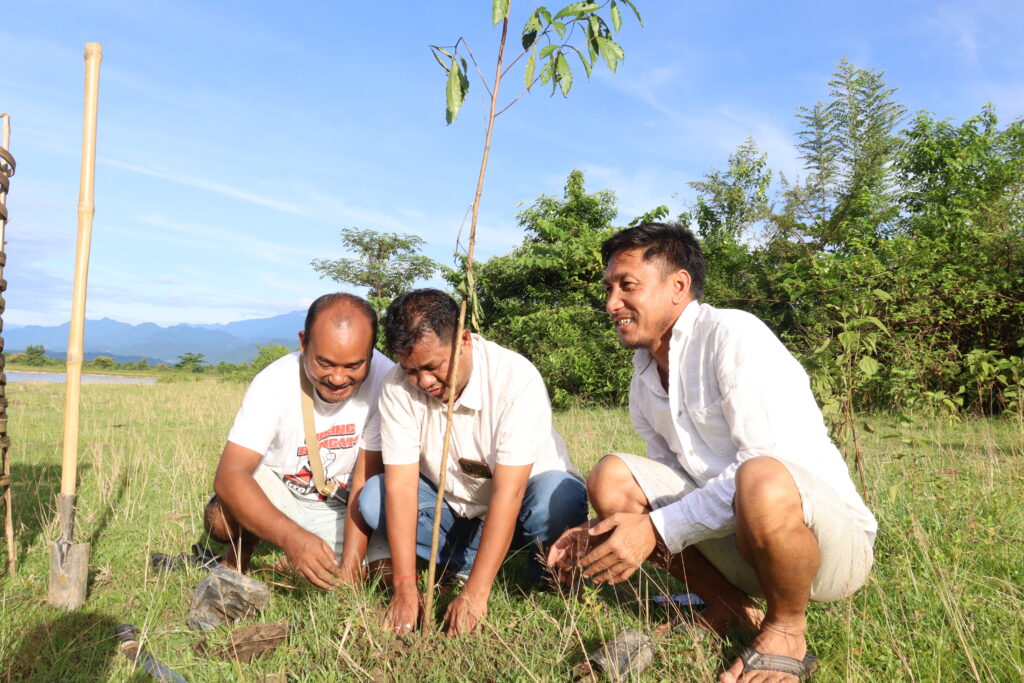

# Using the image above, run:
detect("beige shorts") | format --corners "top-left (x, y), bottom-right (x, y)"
top-left (610, 452), bottom-right (874, 602)
top-left (249, 465), bottom-right (389, 563)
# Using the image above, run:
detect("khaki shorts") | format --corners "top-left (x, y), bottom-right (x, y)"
top-left (248, 465), bottom-right (389, 563)
top-left (610, 452), bottom-right (874, 602)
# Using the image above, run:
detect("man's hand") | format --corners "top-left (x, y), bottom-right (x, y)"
top-left (281, 529), bottom-right (341, 590)
top-left (549, 513), bottom-right (658, 585)
top-left (444, 588), bottom-right (488, 636)
top-left (546, 518), bottom-right (610, 584)
top-left (336, 552), bottom-right (366, 587)
top-left (384, 585), bottom-right (424, 635)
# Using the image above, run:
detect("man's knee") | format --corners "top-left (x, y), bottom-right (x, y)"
top-left (357, 474), bottom-right (386, 530)
top-left (519, 472), bottom-right (587, 542)
top-left (586, 454), bottom-right (646, 515)
top-left (735, 457), bottom-right (805, 538)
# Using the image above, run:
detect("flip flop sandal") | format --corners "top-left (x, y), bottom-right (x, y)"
top-left (737, 645), bottom-right (819, 681)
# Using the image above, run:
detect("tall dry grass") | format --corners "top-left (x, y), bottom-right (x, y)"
top-left (0, 381), bottom-right (1020, 680)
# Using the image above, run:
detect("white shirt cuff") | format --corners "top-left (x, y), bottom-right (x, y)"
top-left (648, 502), bottom-right (691, 554)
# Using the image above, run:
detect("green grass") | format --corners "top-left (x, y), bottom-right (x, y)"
top-left (1, 382), bottom-right (1022, 680)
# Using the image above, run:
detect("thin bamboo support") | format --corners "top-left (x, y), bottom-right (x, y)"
top-left (0, 112), bottom-right (15, 576)
top-left (423, 6), bottom-right (510, 627)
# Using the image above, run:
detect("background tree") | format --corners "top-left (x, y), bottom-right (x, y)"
top-left (24, 345), bottom-right (48, 366)
top-left (450, 170), bottom-right (631, 407)
top-left (174, 352), bottom-right (206, 374)
top-left (311, 227), bottom-right (440, 310)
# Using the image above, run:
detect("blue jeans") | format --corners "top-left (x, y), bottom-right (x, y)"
top-left (358, 470), bottom-right (588, 579)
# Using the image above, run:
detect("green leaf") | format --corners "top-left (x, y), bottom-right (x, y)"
top-left (554, 1), bottom-right (599, 20)
top-left (537, 6), bottom-right (552, 23)
top-left (620, 0), bottom-right (643, 25)
top-left (573, 47), bottom-right (592, 79)
top-left (610, 0), bottom-right (622, 32)
top-left (553, 20), bottom-right (567, 38)
top-left (522, 30), bottom-right (538, 50)
top-left (431, 48), bottom-right (450, 71)
top-left (540, 44), bottom-right (558, 59)
top-left (583, 20), bottom-right (598, 62)
top-left (492, 0), bottom-right (509, 25)
top-left (524, 49), bottom-right (537, 89)
top-left (888, 482), bottom-right (900, 503)
top-left (837, 330), bottom-right (857, 351)
top-left (872, 288), bottom-right (893, 302)
top-left (858, 356), bottom-right (880, 377)
top-left (863, 316), bottom-right (889, 334)
top-left (445, 56), bottom-right (468, 124)
top-left (555, 53), bottom-right (573, 96)
top-left (540, 59), bottom-right (554, 85)
top-left (595, 36), bottom-right (624, 73)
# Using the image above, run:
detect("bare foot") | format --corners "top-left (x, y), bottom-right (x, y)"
top-left (367, 558), bottom-right (394, 584)
top-left (719, 619), bottom-right (809, 683)
top-left (698, 597), bottom-right (765, 637)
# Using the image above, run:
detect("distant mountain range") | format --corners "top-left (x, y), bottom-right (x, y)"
top-left (5, 311), bottom-right (305, 364)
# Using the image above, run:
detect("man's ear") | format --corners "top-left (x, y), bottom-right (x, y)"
top-left (298, 330), bottom-right (307, 353)
top-left (672, 269), bottom-right (693, 304)
top-left (461, 329), bottom-right (473, 347)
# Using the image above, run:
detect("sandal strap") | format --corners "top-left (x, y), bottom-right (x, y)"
top-left (739, 645), bottom-right (815, 679)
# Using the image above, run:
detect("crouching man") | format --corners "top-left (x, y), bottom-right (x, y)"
top-left (358, 289), bottom-right (588, 635)
top-left (548, 223), bottom-right (877, 682)
top-left (203, 293), bottom-right (394, 589)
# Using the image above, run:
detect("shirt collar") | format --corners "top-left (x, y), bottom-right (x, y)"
top-left (631, 299), bottom-right (701, 374)
top-left (452, 334), bottom-right (483, 412)
top-left (670, 299), bottom-right (701, 348)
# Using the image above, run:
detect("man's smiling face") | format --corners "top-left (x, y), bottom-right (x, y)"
top-left (299, 313), bottom-right (374, 405)
top-left (604, 247), bottom-right (689, 351)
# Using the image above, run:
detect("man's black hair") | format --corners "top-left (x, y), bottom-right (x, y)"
top-left (303, 292), bottom-right (378, 351)
top-left (600, 222), bottom-right (706, 300)
top-left (383, 288), bottom-right (459, 357)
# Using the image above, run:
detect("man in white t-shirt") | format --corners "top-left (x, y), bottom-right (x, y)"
top-left (203, 293), bottom-right (394, 590)
top-left (548, 223), bottom-right (876, 682)
top-left (356, 289), bottom-right (587, 636)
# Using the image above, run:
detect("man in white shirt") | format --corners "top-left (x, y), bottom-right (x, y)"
top-left (203, 293), bottom-right (393, 590)
top-left (357, 289), bottom-right (587, 636)
top-left (548, 223), bottom-right (876, 682)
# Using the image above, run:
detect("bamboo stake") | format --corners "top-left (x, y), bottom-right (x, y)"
top-left (423, 6), bottom-right (510, 627)
top-left (1, 112), bottom-right (15, 576)
top-left (62, 43), bottom-right (101, 497)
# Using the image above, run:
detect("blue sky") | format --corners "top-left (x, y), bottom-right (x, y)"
top-left (3, 0), bottom-right (1022, 326)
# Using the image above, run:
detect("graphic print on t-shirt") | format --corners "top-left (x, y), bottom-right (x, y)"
top-left (281, 423), bottom-right (359, 500)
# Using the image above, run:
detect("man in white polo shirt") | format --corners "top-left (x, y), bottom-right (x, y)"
top-left (203, 293), bottom-right (393, 590)
top-left (357, 289), bottom-right (587, 636)
top-left (548, 223), bottom-right (876, 682)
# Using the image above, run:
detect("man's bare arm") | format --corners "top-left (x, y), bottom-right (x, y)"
top-left (445, 463), bottom-right (532, 636)
top-left (338, 448), bottom-right (384, 583)
top-left (383, 462), bottom-right (423, 633)
top-left (214, 442), bottom-right (340, 589)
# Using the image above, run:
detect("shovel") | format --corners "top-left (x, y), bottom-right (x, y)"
top-left (49, 42), bottom-right (102, 610)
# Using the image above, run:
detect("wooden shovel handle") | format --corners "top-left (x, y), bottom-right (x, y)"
top-left (61, 43), bottom-right (102, 497)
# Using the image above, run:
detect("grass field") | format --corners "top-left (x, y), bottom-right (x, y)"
top-left (1, 380), bottom-right (1022, 681)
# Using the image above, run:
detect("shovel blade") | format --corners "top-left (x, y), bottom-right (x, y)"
top-left (48, 541), bottom-right (91, 610)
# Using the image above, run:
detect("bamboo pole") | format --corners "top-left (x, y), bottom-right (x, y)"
top-left (423, 6), bottom-right (510, 627)
top-left (61, 43), bottom-right (102, 498)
